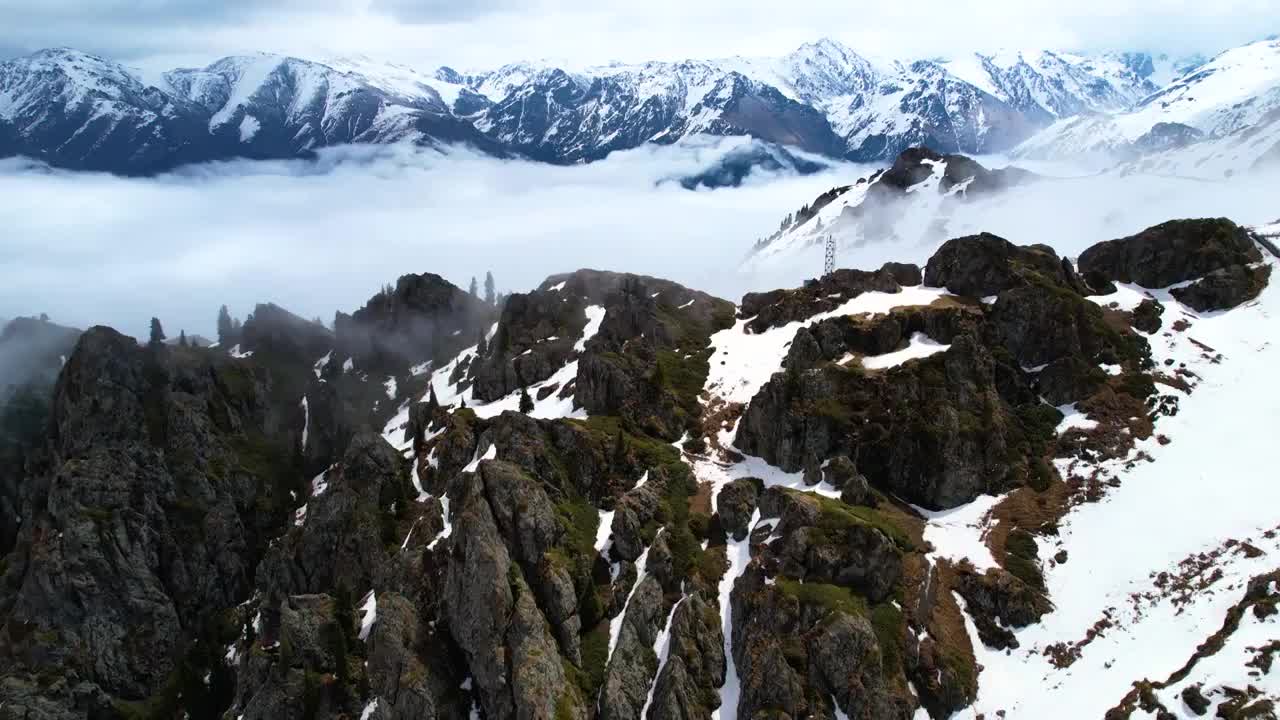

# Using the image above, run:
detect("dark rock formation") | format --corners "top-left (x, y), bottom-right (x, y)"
top-left (715, 478), bottom-right (761, 541)
top-left (1170, 264), bottom-right (1272, 312)
top-left (924, 232), bottom-right (1086, 298)
top-left (953, 566), bottom-right (1052, 650)
top-left (335, 272), bottom-right (494, 375)
top-left (1077, 218), bottom-right (1262, 289)
top-left (740, 263), bottom-right (909, 334)
top-left (0, 327), bottom-right (298, 717)
top-left (1131, 298), bottom-right (1165, 333)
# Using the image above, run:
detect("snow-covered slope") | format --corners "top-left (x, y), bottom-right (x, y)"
top-left (940, 250), bottom-right (1280, 719)
top-left (745, 148), bottom-right (1036, 272)
top-left (1014, 39), bottom-right (1280, 166)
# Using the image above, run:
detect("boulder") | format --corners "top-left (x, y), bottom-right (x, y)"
top-left (1131, 298), bottom-right (1165, 333)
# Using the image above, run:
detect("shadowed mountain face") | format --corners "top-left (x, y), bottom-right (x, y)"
top-left (0, 215), bottom-right (1273, 720)
top-left (0, 39), bottom-right (1178, 175)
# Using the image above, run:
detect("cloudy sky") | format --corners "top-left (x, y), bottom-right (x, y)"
top-left (0, 0), bottom-right (1275, 69)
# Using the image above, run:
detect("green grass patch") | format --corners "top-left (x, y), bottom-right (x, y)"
top-left (799, 491), bottom-right (915, 551)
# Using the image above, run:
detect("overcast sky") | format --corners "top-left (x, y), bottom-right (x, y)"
top-left (0, 0), bottom-right (1276, 70)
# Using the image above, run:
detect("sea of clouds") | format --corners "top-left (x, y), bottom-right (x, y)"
top-left (1, 137), bottom-right (1277, 342)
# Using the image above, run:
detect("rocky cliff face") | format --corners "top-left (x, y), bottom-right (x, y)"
top-left (0, 208), bottom-right (1274, 719)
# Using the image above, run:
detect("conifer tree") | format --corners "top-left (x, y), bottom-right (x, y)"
top-left (149, 317), bottom-right (166, 347)
top-left (178, 330), bottom-right (188, 347)
top-left (519, 385), bottom-right (534, 414)
top-left (217, 305), bottom-right (233, 346)
top-left (484, 272), bottom-right (496, 306)
top-left (469, 277), bottom-right (479, 297)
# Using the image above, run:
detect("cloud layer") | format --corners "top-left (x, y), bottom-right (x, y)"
top-left (0, 0), bottom-right (1274, 69)
top-left (0, 139), bottom-right (853, 340)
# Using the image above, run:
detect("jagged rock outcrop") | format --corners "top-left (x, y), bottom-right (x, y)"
top-left (729, 566), bottom-right (914, 720)
top-left (0, 328), bottom-right (298, 717)
top-left (715, 478), bottom-right (761, 541)
top-left (254, 430), bottom-right (408, 600)
top-left (442, 467), bottom-right (585, 720)
top-left (468, 269), bottom-right (734, 440)
top-left (740, 263), bottom-right (912, 334)
top-left (335, 272), bottom-right (495, 375)
top-left (736, 230), bottom-right (1172, 509)
top-left (757, 488), bottom-right (904, 603)
top-left (0, 316), bottom-right (82, 555)
top-left (647, 592), bottom-right (726, 720)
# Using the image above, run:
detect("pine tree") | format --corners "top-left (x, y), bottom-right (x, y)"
top-left (519, 385), bottom-right (534, 414)
top-left (178, 330), bottom-right (188, 347)
top-left (612, 429), bottom-right (627, 465)
top-left (149, 318), bottom-right (166, 347)
top-left (476, 328), bottom-right (488, 357)
top-left (428, 382), bottom-right (440, 409)
top-left (469, 277), bottom-right (479, 298)
top-left (484, 272), bottom-right (496, 306)
top-left (217, 305), bottom-right (233, 346)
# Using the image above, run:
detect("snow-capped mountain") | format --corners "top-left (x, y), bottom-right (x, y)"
top-left (0, 39), bottom-right (1262, 175)
top-left (0, 48), bottom-right (500, 173)
top-left (1014, 39), bottom-right (1280, 167)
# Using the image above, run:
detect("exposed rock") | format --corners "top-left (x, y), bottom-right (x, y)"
top-left (715, 477), bottom-right (761, 541)
top-left (1131, 298), bottom-right (1165, 333)
top-left (824, 457), bottom-right (878, 508)
top-left (599, 574), bottom-right (669, 720)
top-left (0, 326), bottom-right (303, 717)
top-left (759, 488), bottom-right (903, 603)
top-left (255, 431), bottom-right (407, 600)
top-left (1035, 356), bottom-right (1109, 406)
top-left (737, 331), bottom-right (1056, 509)
top-left (647, 592), bottom-right (726, 720)
top-left (610, 472), bottom-right (669, 562)
top-left (924, 232), bottom-right (1086, 297)
top-left (1170, 264), bottom-right (1272, 312)
top-left (335, 272), bottom-right (493, 375)
top-left (740, 265), bottom-right (906, 334)
top-left (729, 567), bottom-right (914, 720)
top-left (953, 566), bottom-right (1053, 650)
top-left (1077, 218), bottom-right (1262, 289)
top-left (987, 283), bottom-right (1149, 370)
top-left (442, 472), bottom-right (582, 720)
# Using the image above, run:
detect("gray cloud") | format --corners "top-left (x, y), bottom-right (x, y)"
top-left (0, 0), bottom-right (1273, 70)
top-left (368, 0), bottom-right (521, 24)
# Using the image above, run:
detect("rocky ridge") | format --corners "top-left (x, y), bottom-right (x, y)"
top-left (0, 211), bottom-right (1276, 719)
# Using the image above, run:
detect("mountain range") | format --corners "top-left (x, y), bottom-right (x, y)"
top-left (0, 38), bottom-right (1226, 175)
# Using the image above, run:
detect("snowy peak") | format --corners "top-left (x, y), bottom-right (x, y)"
top-left (1013, 38), bottom-right (1280, 167)
top-left (1131, 38), bottom-right (1280, 135)
top-left (2, 37), bottom-right (1277, 175)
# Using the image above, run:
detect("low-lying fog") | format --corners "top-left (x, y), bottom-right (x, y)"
top-left (1, 138), bottom-right (1277, 342)
top-left (0, 139), bottom-right (859, 339)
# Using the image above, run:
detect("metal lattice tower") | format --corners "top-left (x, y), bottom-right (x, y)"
top-left (823, 233), bottom-right (837, 277)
